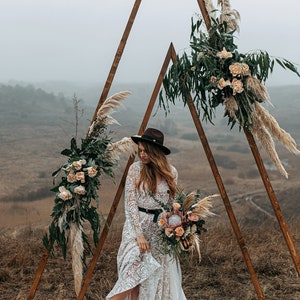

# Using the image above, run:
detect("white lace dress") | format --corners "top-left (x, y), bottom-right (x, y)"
top-left (106, 161), bottom-right (187, 300)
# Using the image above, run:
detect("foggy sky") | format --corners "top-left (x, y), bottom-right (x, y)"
top-left (1, 0), bottom-right (300, 86)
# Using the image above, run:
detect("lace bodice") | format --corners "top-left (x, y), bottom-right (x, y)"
top-left (124, 161), bottom-right (178, 237)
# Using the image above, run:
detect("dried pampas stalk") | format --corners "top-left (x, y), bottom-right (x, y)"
top-left (251, 113), bottom-right (288, 178)
top-left (204, 0), bottom-right (216, 19)
top-left (255, 102), bottom-right (300, 155)
top-left (106, 137), bottom-right (138, 161)
top-left (182, 192), bottom-right (197, 211)
top-left (187, 233), bottom-right (202, 263)
top-left (246, 77), bottom-right (271, 105)
top-left (88, 91), bottom-right (131, 137)
top-left (218, 0), bottom-right (240, 32)
top-left (69, 222), bottom-right (84, 296)
top-left (192, 194), bottom-right (218, 218)
top-left (224, 96), bottom-right (238, 120)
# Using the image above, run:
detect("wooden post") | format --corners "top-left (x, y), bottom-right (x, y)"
top-left (168, 44), bottom-right (265, 300)
top-left (27, 1), bottom-right (143, 299)
top-left (90, 0), bottom-right (142, 124)
top-left (244, 127), bottom-right (300, 276)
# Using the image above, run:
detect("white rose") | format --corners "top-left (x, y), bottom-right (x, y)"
top-left (86, 166), bottom-right (98, 178)
top-left (58, 186), bottom-right (72, 201)
top-left (75, 171), bottom-right (85, 183)
top-left (74, 185), bottom-right (86, 195)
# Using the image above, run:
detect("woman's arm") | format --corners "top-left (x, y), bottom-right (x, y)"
top-left (124, 163), bottom-right (143, 237)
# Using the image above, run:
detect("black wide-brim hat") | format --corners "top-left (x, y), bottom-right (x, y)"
top-left (131, 128), bottom-right (171, 155)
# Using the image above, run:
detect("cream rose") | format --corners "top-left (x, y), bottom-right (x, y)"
top-left (72, 160), bottom-right (83, 170)
top-left (231, 78), bottom-right (244, 95)
top-left (241, 63), bottom-right (250, 76)
top-left (229, 63), bottom-right (243, 77)
top-left (217, 47), bottom-right (233, 59)
top-left (58, 186), bottom-right (72, 201)
top-left (173, 202), bottom-right (181, 211)
top-left (75, 171), bottom-right (85, 183)
top-left (188, 213), bottom-right (200, 222)
top-left (86, 166), bottom-right (98, 178)
top-left (72, 159), bottom-right (87, 170)
top-left (67, 172), bottom-right (77, 183)
top-left (74, 185), bottom-right (86, 195)
top-left (175, 226), bottom-right (185, 237)
top-left (217, 78), bottom-right (231, 90)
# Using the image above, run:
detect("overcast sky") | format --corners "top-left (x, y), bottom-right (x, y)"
top-left (1, 0), bottom-right (300, 86)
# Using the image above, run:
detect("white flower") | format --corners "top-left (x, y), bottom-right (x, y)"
top-left (217, 47), bottom-right (233, 59)
top-left (168, 214), bottom-right (182, 227)
top-left (58, 186), bottom-right (72, 201)
top-left (75, 171), bottom-right (85, 183)
top-left (85, 166), bottom-right (98, 178)
top-left (74, 185), bottom-right (86, 195)
top-left (72, 159), bottom-right (86, 170)
top-left (67, 172), bottom-right (77, 183)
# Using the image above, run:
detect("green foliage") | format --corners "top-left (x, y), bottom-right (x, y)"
top-left (43, 122), bottom-right (116, 260)
top-left (159, 17), bottom-right (300, 129)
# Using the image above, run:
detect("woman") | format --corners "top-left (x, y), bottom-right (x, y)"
top-left (106, 128), bottom-right (186, 300)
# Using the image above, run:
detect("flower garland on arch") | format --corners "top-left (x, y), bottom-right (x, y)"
top-left (42, 91), bottom-right (137, 296)
top-left (159, 0), bottom-right (300, 178)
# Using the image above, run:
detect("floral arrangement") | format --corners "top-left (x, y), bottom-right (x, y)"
top-left (153, 190), bottom-right (217, 262)
top-left (159, 0), bottom-right (300, 178)
top-left (42, 91), bottom-right (137, 296)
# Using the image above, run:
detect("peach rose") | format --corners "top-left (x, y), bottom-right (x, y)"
top-left (74, 185), bottom-right (86, 195)
top-left (231, 78), bottom-right (244, 95)
top-left (217, 47), bottom-right (233, 59)
top-left (217, 78), bottom-right (231, 90)
top-left (229, 63), bottom-right (243, 77)
top-left (173, 202), bottom-right (181, 211)
top-left (175, 226), bottom-right (185, 237)
top-left (241, 63), bottom-right (251, 76)
top-left (158, 218), bottom-right (166, 227)
top-left (58, 186), bottom-right (72, 201)
top-left (86, 166), bottom-right (98, 178)
top-left (72, 160), bottom-right (83, 170)
top-left (188, 213), bottom-right (200, 222)
top-left (165, 228), bottom-right (173, 237)
top-left (67, 172), bottom-right (77, 183)
top-left (75, 171), bottom-right (85, 183)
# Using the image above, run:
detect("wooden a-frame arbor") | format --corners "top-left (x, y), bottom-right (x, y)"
top-left (28, 1), bottom-right (300, 299)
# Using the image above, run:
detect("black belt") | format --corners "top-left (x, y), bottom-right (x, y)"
top-left (138, 207), bottom-right (163, 223)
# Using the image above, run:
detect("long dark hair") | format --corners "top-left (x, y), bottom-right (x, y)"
top-left (137, 141), bottom-right (177, 198)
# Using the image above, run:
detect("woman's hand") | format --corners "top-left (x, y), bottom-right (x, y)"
top-left (136, 235), bottom-right (150, 253)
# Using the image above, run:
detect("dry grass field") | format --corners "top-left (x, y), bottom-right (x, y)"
top-left (1, 83), bottom-right (300, 299)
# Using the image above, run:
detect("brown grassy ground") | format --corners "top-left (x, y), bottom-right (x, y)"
top-left (1, 114), bottom-right (300, 299)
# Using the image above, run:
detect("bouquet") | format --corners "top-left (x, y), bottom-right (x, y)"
top-left (154, 190), bottom-right (217, 262)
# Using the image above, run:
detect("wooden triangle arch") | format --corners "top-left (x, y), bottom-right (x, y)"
top-left (27, 1), bottom-right (300, 299)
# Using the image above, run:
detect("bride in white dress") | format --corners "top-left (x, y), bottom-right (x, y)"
top-left (106, 128), bottom-right (186, 300)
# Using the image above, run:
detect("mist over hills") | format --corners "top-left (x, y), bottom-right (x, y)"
top-left (2, 81), bottom-right (300, 133)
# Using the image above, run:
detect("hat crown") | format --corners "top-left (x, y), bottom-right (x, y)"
top-left (141, 128), bottom-right (164, 145)
top-left (131, 127), bottom-right (171, 155)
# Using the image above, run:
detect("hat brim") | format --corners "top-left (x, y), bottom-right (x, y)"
top-left (131, 135), bottom-right (171, 155)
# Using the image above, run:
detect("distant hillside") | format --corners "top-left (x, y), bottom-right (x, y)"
top-left (0, 84), bottom-right (92, 127)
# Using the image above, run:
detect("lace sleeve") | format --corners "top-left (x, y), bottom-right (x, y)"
top-left (124, 163), bottom-right (143, 237)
